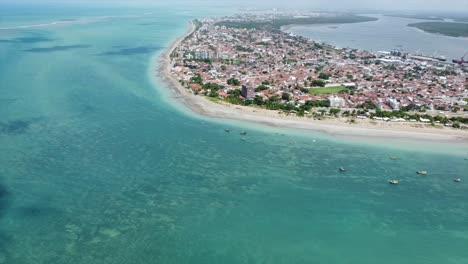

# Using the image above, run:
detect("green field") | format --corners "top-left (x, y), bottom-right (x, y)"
top-left (408, 22), bottom-right (468, 37)
top-left (309, 86), bottom-right (348, 95)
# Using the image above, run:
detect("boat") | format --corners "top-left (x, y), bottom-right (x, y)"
top-left (225, 129), bottom-right (230, 133)
top-left (389, 180), bottom-right (399, 185)
top-left (416, 171), bottom-right (428, 175)
top-left (454, 179), bottom-right (461, 183)
top-left (409, 50), bottom-right (447, 62)
top-left (339, 167), bottom-right (346, 172)
top-left (240, 131), bottom-right (247, 135)
top-left (390, 156), bottom-right (398, 160)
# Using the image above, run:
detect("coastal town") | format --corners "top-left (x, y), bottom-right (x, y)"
top-left (169, 14), bottom-right (468, 129)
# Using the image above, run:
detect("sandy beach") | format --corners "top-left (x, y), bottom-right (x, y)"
top-left (157, 20), bottom-right (468, 144)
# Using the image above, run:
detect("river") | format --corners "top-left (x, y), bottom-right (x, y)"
top-left (284, 14), bottom-right (468, 60)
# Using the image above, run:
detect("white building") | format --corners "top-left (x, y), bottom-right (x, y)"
top-left (328, 96), bottom-right (345, 108)
top-left (387, 98), bottom-right (400, 110)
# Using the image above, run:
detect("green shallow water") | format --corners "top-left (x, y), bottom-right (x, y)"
top-left (0, 4), bottom-right (467, 264)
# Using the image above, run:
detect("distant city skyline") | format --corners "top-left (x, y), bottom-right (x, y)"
top-left (1, 0), bottom-right (468, 13)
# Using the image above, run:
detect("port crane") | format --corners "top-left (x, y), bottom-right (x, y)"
top-left (453, 51), bottom-right (468, 64)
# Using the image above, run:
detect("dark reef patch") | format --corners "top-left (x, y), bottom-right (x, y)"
top-left (137, 22), bottom-right (160, 26)
top-left (0, 185), bottom-right (9, 219)
top-left (0, 36), bottom-right (54, 44)
top-left (98, 46), bottom-right (161, 56)
top-left (0, 118), bottom-right (43, 135)
top-left (24, 44), bottom-right (91, 53)
top-left (0, 183), bottom-right (11, 260)
top-left (14, 205), bottom-right (60, 218)
top-left (0, 120), bottom-right (30, 134)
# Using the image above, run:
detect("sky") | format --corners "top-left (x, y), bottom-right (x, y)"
top-left (0, 0), bottom-right (467, 13)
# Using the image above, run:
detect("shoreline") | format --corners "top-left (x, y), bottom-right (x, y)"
top-left (156, 20), bottom-right (468, 145)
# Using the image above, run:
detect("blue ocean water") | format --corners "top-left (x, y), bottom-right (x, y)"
top-left (0, 3), bottom-right (467, 264)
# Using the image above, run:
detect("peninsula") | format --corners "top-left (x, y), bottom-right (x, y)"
top-left (159, 13), bottom-right (468, 142)
top-left (408, 21), bottom-right (468, 38)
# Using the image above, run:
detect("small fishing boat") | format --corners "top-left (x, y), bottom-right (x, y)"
top-left (454, 178), bottom-right (461, 183)
top-left (417, 171), bottom-right (428, 175)
top-left (240, 131), bottom-right (247, 135)
top-left (389, 180), bottom-right (399, 185)
top-left (390, 156), bottom-right (398, 160)
top-left (339, 167), bottom-right (346, 172)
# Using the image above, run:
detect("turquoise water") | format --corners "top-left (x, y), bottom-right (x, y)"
top-left (1, 4), bottom-right (468, 264)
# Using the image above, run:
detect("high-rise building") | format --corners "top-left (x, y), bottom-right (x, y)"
top-left (241, 85), bottom-right (255, 100)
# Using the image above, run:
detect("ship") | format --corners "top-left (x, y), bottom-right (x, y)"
top-left (452, 51), bottom-right (468, 65)
top-left (390, 49), bottom-right (446, 62)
